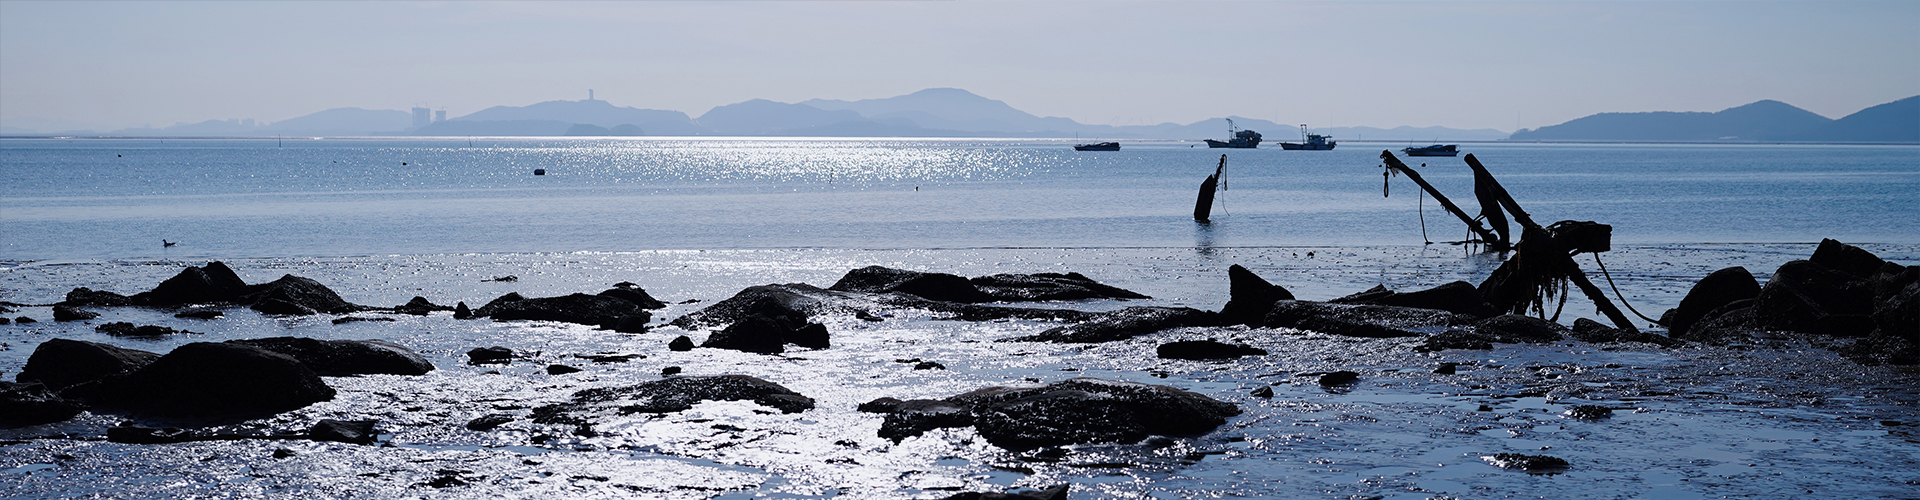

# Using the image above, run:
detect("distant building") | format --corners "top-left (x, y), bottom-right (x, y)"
top-left (412, 107), bottom-right (432, 128)
top-left (435, 110), bottom-right (446, 122)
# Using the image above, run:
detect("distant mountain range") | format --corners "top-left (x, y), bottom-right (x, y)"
top-left (1509, 96), bottom-right (1918, 143)
top-left (5, 89), bottom-right (1911, 143)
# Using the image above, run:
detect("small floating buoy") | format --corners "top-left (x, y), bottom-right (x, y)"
top-left (533, 169), bottom-right (546, 176)
top-left (401, 162), bottom-right (407, 165)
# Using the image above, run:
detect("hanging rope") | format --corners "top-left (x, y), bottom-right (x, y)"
top-left (1592, 253), bottom-right (1666, 325)
top-left (1418, 188), bottom-right (1432, 244)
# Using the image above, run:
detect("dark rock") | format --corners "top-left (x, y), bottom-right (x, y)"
top-left (1433, 363), bottom-right (1458, 375)
top-left (453, 302), bottom-right (472, 319)
top-left (828, 266), bottom-right (991, 303)
top-left (575, 353), bottom-right (640, 363)
top-left (1755, 260), bottom-right (1876, 336)
top-left (1331, 284), bottom-right (1394, 303)
top-left (878, 399), bottom-right (976, 441)
top-left (660, 366), bottom-right (681, 376)
top-left (1485, 453), bottom-right (1569, 472)
top-left (1218, 264), bottom-right (1294, 326)
top-left (13, 316), bottom-right (33, 324)
top-left (914, 361), bottom-right (947, 370)
top-left (130, 262), bottom-right (250, 306)
top-left (51, 305), bottom-right (99, 322)
top-left (474, 292), bottom-right (640, 326)
top-left (934, 485), bottom-right (1070, 500)
top-left (857, 397), bottom-right (903, 413)
top-left (1263, 301), bottom-right (1473, 338)
top-left (668, 284), bottom-right (825, 329)
top-left (1667, 267), bottom-right (1762, 338)
top-left (956, 378), bottom-right (1239, 450)
top-left (65, 342), bottom-right (335, 421)
top-left (308, 419), bottom-right (378, 445)
top-left (1685, 300), bottom-right (1761, 342)
top-left (546, 364), bottom-right (582, 375)
top-left (174, 308), bottom-right (223, 319)
top-left (242, 275), bottom-right (362, 314)
top-left (1156, 340), bottom-right (1268, 360)
top-left (272, 448), bottom-right (297, 459)
top-left (788, 322), bottom-right (830, 349)
top-left (1417, 328), bottom-right (1493, 351)
top-left (483, 275), bottom-right (518, 282)
top-left (1562, 405), bottom-right (1613, 420)
top-left (607, 313), bottom-right (651, 333)
top-left (16, 339), bottom-right (160, 390)
top-left (1319, 371), bottom-right (1360, 386)
top-left (96, 322), bottom-right (197, 337)
top-left (1249, 386), bottom-right (1274, 398)
top-left (0, 317), bottom-right (9, 324)
top-left (394, 296), bottom-right (452, 316)
top-left (107, 425), bottom-right (195, 444)
top-left (543, 375), bottom-right (814, 417)
top-left (466, 414), bottom-right (514, 432)
top-left (0, 382), bottom-right (84, 428)
top-left (330, 316), bottom-right (394, 324)
top-left (251, 298), bottom-right (317, 316)
top-left (968, 272), bottom-right (1149, 301)
top-left (1810, 238), bottom-right (1887, 279)
top-left (701, 316), bottom-right (792, 354)
top-left (1008, 306), bottom-right (1218, 343)
top-left (1472, 314), bottom-right (1568, 343)
top-left (1375, 281), bottom-right (1497, 318)
top-left (228, 337), bottom-right (435, 376)
top-left (1573, 318), bottom-right (1680, 346)
top-left (667, 335), bottom-right (695, 352)
top-left (61, 287), bottom-right (131, 307)
top-left (466, 346), bottom-right (515, 365)
top-left (597, 286), bottom-right (666, 309)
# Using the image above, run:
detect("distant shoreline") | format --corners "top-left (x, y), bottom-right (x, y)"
top-left (2, 135), bottom-right (1916, 146)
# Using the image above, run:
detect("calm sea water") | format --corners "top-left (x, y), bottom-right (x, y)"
top-left (3, 138), bottom-right (1915, 261)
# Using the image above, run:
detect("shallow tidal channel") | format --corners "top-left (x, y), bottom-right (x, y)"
top-left (3, 244), bottom-right (1918, 499)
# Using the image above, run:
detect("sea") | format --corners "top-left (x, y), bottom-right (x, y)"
top-left (2, 137), bottom-right (1919, 499)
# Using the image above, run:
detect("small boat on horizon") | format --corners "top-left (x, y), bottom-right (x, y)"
top-left (1277, 124), bottom-right (1335, 150)
top-left (1073, 142), bottom-right (1121, 151)
top-left (1203, 118), bottom-right (1262, 148)
top-left (1402, 144), bottom-right (1458, 157)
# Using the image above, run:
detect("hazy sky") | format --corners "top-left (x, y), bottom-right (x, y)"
top-left (2, 0), bottom-right (1915, 132)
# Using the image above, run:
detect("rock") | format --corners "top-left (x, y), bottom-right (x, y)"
top-left (788, 322), bottom-right (830, 349)
top-left (700, 315), bottom-right (830, 354)
top-left (546, 364), bottom-right (582, 375)
top-left (828, 266), bottom-right (991, 303)
top-left (575, 353), bottom-right (640, 363)
top-left (174, 308), bottom-right (224, 319)
top-left (227, 337), bottom-right (435, 376)
top-left (1562, 405), bottom-right (1613, 420)
top-left (1484, 453), bottom-right (1569, 472)
top-left (394, 296), bottom-right (452, 316)
top-left (660, 366), bottom-right (681, 376)
top-left (1433, 362), bottom-right (1457, 374)
top-left (667, 335), bottom-right (695, 351)
top-left (878, 399), bottom-right (976, 441)
top-left (52, 304), bottom-right (99, 322)
top-left (858, 397), bottom-right (904, 413)
top-left (1685, 300), bottom-right (1761, 343)
top-left (308, 419), bottom-right (378, 445)
top-left (968, 272), bottom-right (1150, 301)
top-left (453, 301), bottom-right (472, 319)
top-left (61, 287), bottom-right (132, 307)
top-left (130, 262), bottom-right (250, 306)
top-left (1008, 306), bottom-right (1218, 343)
top-left (1666, 267), bottom-right (1762, 338)
top-left (1810, 238), bottom-right (1887, 279)
top-left (1471, 314), bottom-right (1568, 343)
top-left (474, 292), bottom-right (640, 326)
top-left (1155, 340), bottom-right (1268, 360)
top-left (0, 382), bottom-right (84, 428)
top-left (1755, 260), bottom-right (1876, 337)
top-left (1319, 371), bottom-right (1360, 386)
top-left (65, 342), bottom-right (335, 421)
top-left (535, 375), bottom-right (814, 422)
top-left (106, 425), bottom-right (195, 444)
top-left (1263, 301), bottom-right (1474, 338)
top-left (959, 378), bottom-right (1239, 450)
top-left (1417, 328), bottom-right (1494, 351)
top-left (466, 414), bottom-right (514, 432)
top-left (272, 448), bottom-right (297, 459)
top-left (242, 274), bottom-right (363, 313)
top-left (913, 361), bottom-right (947, 370)
top-left (1369, 281), bottom-right (1498, 319)
top-left (330, 316), bottom-right (394, 325)
top-left (13, 316), bottom-right (34, 324)
top-left (0, 317), bottom-right (9, 324)
top-left (16, 339), bottom-right (160, 390)
top-left (606, 313), bottom-right (651, 333)
top-left (597, 286), bottom-right (666, 309)
top-left (1249, 386), bottom-right (1274, 398)
top-left (935, 485), bottom-right (1070, 500)
top-left (1218, 264), bottom-right (1294, 326)
top-left (467, 347), bottom-right (514, 365)
top-left (251, 298), bottom-right (317, 316)
top-left (1572, 318), bottom-right (1680, 346)
top-left (668, 284), bottom-right (826, 329)
top-left (96, 322), bottom-right (197, 337)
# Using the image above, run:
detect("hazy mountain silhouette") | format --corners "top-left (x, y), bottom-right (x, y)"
top-left (410, 119), bottom-right (573, 136)
top-left (1510, 96), bottom-right (1917, 143)
top-left (695, 99), bottom-right (866, 135)
top-left (802, 88), bottom-right (1082, 133)
top-left (266, 107), bottom-right (411, 135)
top-left (454, 99), bottom-right (703, 135)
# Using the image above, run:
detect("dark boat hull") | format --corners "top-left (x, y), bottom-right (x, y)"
top-left (1203, 140), bottom-right (1257, 149)
top-left (1074, 142), bottom-right (1121, 151)
top-left (1402, 145), bottom-right (1458, 156)
top-left (1278, 143), bottom-right (1335, 150)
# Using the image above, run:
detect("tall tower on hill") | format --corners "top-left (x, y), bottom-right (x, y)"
top-left (411, 107), bottom-right (431, 128)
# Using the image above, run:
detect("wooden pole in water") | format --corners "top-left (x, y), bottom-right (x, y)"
top-left (1464, 154), bottom-right (1538, 230)
top-left (1379, 151), bottom-right (1507, 251)
top-left (1195, 154), bottom-right (1226, 222)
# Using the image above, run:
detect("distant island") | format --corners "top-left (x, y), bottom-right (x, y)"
top-left (4, 89), bottom-right (1912, 143)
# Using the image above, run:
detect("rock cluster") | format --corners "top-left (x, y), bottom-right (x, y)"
top-left (860, 377), bottom-right (1239, 450)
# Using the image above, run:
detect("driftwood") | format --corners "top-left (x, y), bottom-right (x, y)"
top-left (1379, 151), bottom-right (1507, 251)
top-left (1194, 154), bottom-right (1226, 222)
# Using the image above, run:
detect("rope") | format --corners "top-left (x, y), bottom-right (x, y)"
top-left (1593, 253), bottom-right (1666, 325)
top-left (1418, 188), bottom-right (1432, 244)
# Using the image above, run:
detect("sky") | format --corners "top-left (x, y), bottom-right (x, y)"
top-left (2, 0), bottom-right (1916, 133)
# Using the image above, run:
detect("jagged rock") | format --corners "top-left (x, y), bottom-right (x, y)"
top-left (96, 322), bottom-right (198, 337)
top-left (1007, 307), bottom-right (1217, 343)
top-left (968, 272), bottom-right (1149, 301)
top-left (475, 293), bottom-right (641, 326)
top-left (16, 339), bottom-right (161, 390)
top-left (1263, 301), bottom-right (1473, 338)
top-left (1218, 264), bottom-right (1294, 326)
top-left (466, 347), bottom-right (514, 365)
top-left (1754, 260), bottom-right (1875, 336)
top-left (0, 382), bottom-right (84, 428)
top-left (1810, 238), bottom-right (1887, 279)
top-left (956, 378), bottom-right (1239, 450)
top-left (1666, 267), bottom-right (1762, 338)
top-left (531, 375), bottom-right (814, 425)
top-left (1331, 281), bottom-right (1497, 319)
top-left (61, 287), bottom-right (131, 307)
top-left (936, 485), bottom-right (1069, 500)
top-left (228, 337), bottom-right (435, 376)
top-left (598, 286), bottom-right (666, 309)
top-left (1472, 314), bottom-right (1568, 343)
top-left (394, 296), bottom-right (452, 316)
top-left (130, 262), bottom-right (250, 306)
top-left (174, 308), bottom-right (223, 319)
top-left (466, 414), bottom-right (514, 431)
top-left (606, 313), bottom-right (652, 333)
top-left (1156, 340), bottom-right (1267, 360)
top-left (453, 301), bottom-right (472, 319)
top-left (700, 315), bottom-right (830, 354)
top-left (667, 335), bottom-right (695, 352)
top-left (52, 304), bottom-right (99, 322)
top-left (829, 266), bottom-right (991, 303)
top-left (308, 419), bottom-right (378, 445)
top-left (64, 342), bottom-right (335, 421)
top-left (877, 399), bottom-right (975, 441)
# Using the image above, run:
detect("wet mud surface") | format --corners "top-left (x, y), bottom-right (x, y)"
top-left (4, 244), bottom-right (1918, 499)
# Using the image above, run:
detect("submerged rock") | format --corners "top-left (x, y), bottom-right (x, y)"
top-left (935, 485), bottom-right (1069, 500)
top-left (227, 337), bottom-right (435, 376)
top-left (51, 304), bottom-right (99, 322)
top-left (308, 419), bottom-right (379, 445)
top-left (173, 308), bottom-right (224, 319)
top-left (829, 266), bottom-right (1147, 303)
top-left (883, 378), bottom-right (1239, 450)
top-left (1156, 340), bottom-right (1267, 360)
top-left (1484, 453), bottom-right (1569, 472)
top-left (1007, 306), bottom-right (1217, 343)
top-left (1263, 301), bottom-right (1473, 338)
top-left (531, 375), bottom-right (814, 426)
top-left (0, 382), bottom-right (84, 428)
top-left (474, 292), bottom-right (641, 326)
top-left (1472, 314), bottom-right (1569, 343)
top-left (394, 296), bottom-right (453, 315)
top-left (16, 339), bottom-right (160, 390)
top-left (96, 322), bottom-right (199, 337)
top-left (969, 272), bottom-right (1149, 301)
top-left (877, 399), bottom-right (976, 441)
top-left (1331, 281), bottom-right (1497, 319)
top-left (466, 414), bottom-right (515, 432)
top-left (64, 342), bottom-right (336, 422)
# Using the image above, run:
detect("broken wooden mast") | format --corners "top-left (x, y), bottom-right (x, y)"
top-left (1195, 154), bottom-right (1226, 223)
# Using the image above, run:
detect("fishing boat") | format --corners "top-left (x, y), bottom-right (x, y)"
top-left (1073, 142), bottom-right (1121, 151)
top-left (1277, 124), bottom-right (1336, 150)
top-left (1402, 144), bottom-right (1458, 157)
top-left (1203, 119), bottom-right (1262, 148)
